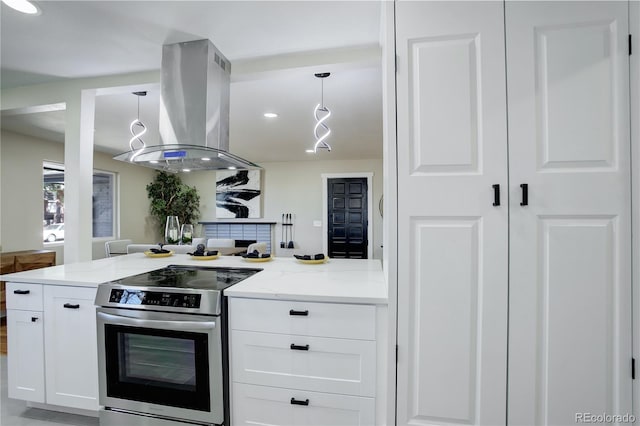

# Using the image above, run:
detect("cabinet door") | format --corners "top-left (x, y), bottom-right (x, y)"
top-left (395, 2), bottom-right (508, 425)
top-left (43, 286), bottom-right (98, 411)
top-left (506, 2), bottom-right (632, 424)
top-left (7, 309), bottom-right (45, 402)
top-left (232, 383), bottom-right (375, 426)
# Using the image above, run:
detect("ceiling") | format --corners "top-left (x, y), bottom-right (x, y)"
top-left (0, 1), bottom-right (384, 163)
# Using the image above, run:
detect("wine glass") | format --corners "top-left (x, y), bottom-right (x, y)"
top-left (165, 216), bottom-right (180, 244)
top-left (181, 224), bottom-right (194, 245)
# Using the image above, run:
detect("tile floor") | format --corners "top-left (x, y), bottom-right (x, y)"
top-left (0, 355), bottom-right (98, 426)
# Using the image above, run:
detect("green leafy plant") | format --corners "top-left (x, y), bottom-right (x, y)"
top-left (146, 171), bottom-right (200, 237)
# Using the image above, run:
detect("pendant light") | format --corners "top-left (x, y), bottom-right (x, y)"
top-left (129, 91), bottom-right (147, 161)
top-left (309, 72), bottom-right (332, 153)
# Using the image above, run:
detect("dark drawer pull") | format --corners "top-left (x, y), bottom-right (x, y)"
top-left (290, 398), bottom-right (309, 406)
top-left (13, 290), bottom-right (30, 295)
top-left (520, 183), bottom-right (529, 206)
top-left (492, 184), bottom-right (500, 206)
top-left (63, 303), bottom-right (80, 309)
top-left (289, 309), bottom-right (309, 316)
top-left (290, 344), bottom-right (310, 351)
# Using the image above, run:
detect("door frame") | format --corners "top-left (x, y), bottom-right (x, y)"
top-left (321, 173), bottom-right (374, 259)
top-left (631, 1), bottom-right (639, 420)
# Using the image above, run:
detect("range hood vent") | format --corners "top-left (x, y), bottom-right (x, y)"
top-left (114, 39), bottom-right (260, 172)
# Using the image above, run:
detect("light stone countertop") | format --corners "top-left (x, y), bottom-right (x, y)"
top-left (0, 254), bottom-right (388, 305)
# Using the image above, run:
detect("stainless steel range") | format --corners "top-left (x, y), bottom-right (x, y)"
top-left (95, 265), bottom-right (261, 426)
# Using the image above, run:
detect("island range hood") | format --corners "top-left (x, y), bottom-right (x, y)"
top-left (113, 39), bottom-right (260, 172)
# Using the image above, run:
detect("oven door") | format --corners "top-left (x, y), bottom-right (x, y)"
top-left (97, 307), bottom-right (223, 425)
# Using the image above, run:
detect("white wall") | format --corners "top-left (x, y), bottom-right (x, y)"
top-left (182, 159), bottom-right (384, 259)
top-left (0, 130), bottom-right (383, 263)
top-left (0, 130), bottom-right (156, 263)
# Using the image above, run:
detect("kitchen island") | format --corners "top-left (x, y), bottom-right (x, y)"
top-left (1, 255), bottom-right (389, 425)
top-left (1, 254), bottom-right (387, 304)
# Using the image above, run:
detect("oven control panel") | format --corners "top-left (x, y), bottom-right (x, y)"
top-left (109, 289), bottom-right (202, 308)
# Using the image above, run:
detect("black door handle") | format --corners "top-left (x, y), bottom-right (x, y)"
top-left (520, 184), bottom-right (528, 206)
top-left (290, 398), bottom-right (309, 406)
top-left (31, 317), bottom-right (39, 322)
top-left (13, 290), bottom-right (30, 295)
top-left (289, 309), bottom-right (309, 316)
top-left (63, 303), bottom-right (80, 309)
top-left (290, 344), bottom-right (310, 351)
top-left (492, 184), bottom-right (500, 206)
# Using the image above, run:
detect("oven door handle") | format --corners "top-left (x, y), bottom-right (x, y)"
top-left (97, 311), bottom-right (217, 331)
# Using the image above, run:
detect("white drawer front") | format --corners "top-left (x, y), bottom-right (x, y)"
top-left (229, 298), bottom-right (376, 340)
top-left (232, 383), bottom-right (375, 426)
top-left (6, 282), bottom-right (43, 311)
top-left (231, 330), bottom-right (376, 397)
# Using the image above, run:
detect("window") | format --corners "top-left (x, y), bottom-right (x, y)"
top-left (43, 162), bottom-right (117, 242)
top-left (93, 172), bottom-right (115, 238)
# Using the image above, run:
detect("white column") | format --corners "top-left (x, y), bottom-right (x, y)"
top-left (64, 89), bottom-right (95, 263)
top-left (380, 3), bottom-right (397, 425)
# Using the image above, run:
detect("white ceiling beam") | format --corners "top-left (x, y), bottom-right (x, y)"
top-left (0, 71), bottom-right (160, 112)
top-left (230, 45), bottom-right (381, 82)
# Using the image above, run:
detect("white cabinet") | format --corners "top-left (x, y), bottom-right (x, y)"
top-left (395, 1), bottom-right (632, 425)
top-left (395, 2), bottom-right (509, 424)
top-left (6, 282), bottom-right (45, 403)
top-left (44, 285), bottom-right (99, 411)
top-left (5, 282), bottom-right (98, 413)
top-left (505, 3), bottom-right (632, 424)
top-left (229, 298), bottom-right (376, 426)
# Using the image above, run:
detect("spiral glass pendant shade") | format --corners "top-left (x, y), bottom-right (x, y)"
top-left (129, 119), bottom-right (147, 150)
top-left (129, 91), bottom-right (147, 160)
top-left (313, 103), bottom-right (332, 152)
top-left (312, 72), bottom-right (332, 153)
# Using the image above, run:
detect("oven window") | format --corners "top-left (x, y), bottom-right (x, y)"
top-left (119, 334), bottom-right (197, 389)
top-left (104, 325), bottom-right (211, 411)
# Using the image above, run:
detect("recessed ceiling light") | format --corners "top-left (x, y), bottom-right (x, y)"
top-left (228, 166), bottom-right (237, 170)
top-left (149, 160), bottom-right (159, 164)
top-left (201, 157), bottom-right (211, 161)
top-left (2, 0), bottom-right (40, 14)
top-left (182, 168), bottom-right (191, 172)
top-left (263, 112), bottom-right (278, 118)
top-left (305, 149), bottom-right (315, 153)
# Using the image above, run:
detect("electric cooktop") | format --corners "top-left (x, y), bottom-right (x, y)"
top-left (95, 265), bottom-right (263, 315)
top-left (112, 265), bottom-right (262, 290)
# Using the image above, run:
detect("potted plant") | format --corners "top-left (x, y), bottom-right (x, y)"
top-left (146, 171), bottom-right (201, 240)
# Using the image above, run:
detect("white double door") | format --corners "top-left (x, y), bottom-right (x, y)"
top-left (395, 1), bottom-right (632, 425)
